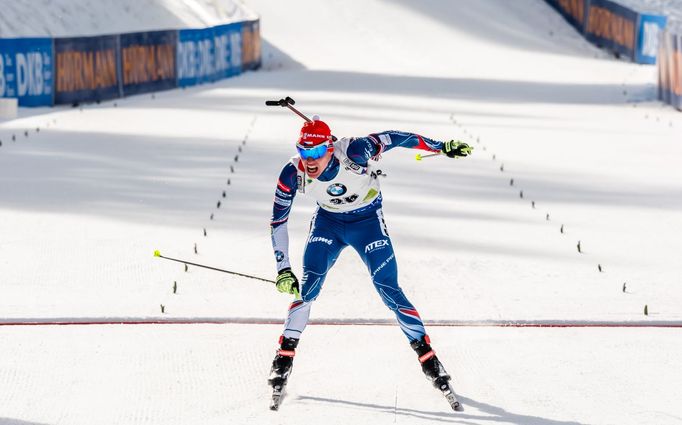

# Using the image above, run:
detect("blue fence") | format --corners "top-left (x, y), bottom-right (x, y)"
top-left (177, 23), bottom-right (243, 87)
top-left (213, 23), bottom-right (243, 80)
top-left (636, 13), bottom-right (667, 64)
top-left (177, 27), bottom-right (218, 87)
top-left (544, 0), bottom-right (667, 64)
top-left (0, 18), bottom-right (260, 107)
top-left (0, 38), bottom-right (54, 106)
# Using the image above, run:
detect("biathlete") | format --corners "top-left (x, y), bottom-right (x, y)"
top-left (268, 116), bottom-right (472, 409)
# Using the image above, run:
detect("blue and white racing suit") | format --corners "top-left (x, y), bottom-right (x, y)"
top-left (270, 131), bottom-right (445, 342)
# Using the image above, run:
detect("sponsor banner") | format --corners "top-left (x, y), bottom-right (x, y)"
top-left (241, 20), bottom-right (261, 71)
top-left (545, 0), bottom-right (667, 64)
top-left (635, 13), bottom-right (667, 64)
top-left (658, 30), bottom-right (671, 103)
top-left (657, 29), bottom-right (682, 109)
top-left (177, 23), bottom-right (245, 87)
top-left (545, 0), bottom-right (589, 32)
top-left (671, 33), bottom-right (682, 109)
top-left (585, 0), bottom-right (638, 60)
top-left (0, 38), bottom-right (54, 107)
top-left (120, 30), bottom-right (177, 96)
top-left (177, 27), bottom-right (217, 87)
top-left (4, 18), bottom-right (259, 107)
top-left (658, 31), bottom-right (682, 110)
top-left (54, 35), bottom-right (121, 105)
top-left (213, 22), bottom-right (243, 80)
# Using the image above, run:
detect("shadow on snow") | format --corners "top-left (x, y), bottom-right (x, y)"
top-left (297, 394), bottom-right (590, 425)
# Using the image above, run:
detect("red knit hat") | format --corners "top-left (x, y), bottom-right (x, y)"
top-left (298, 117), bottom-right (332, 147)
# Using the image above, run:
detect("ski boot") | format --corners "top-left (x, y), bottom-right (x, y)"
top-left (410, 335), bottom-right (463, 411)
top-left (268, 335), bottom-right (299, 410)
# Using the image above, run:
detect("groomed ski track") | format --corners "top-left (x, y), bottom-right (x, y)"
top-left (2, 0), bottom-right (682, 424)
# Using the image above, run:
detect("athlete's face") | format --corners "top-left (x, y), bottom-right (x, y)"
top-left (303, 148), bottom-right (333, 179)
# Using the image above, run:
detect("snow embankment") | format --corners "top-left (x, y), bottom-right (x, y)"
top-left (0, 0), bottom-right (257, 38)
top-left (617, 0), bottom-right (682, 32)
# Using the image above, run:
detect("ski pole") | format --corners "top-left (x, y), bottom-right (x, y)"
top-left (265, 96), bottom-right (312, 123)
top-left (415, 152), bottom-right (442, 161)
top-left (153, 250), bottom-right (275, 284)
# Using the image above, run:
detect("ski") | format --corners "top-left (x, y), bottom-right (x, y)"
top-left (436, 379), bottom-right (463, 412)
top-left (269, 383), bottom-right (286, 411)
top-left (268, 336), bottom-right (297, 411)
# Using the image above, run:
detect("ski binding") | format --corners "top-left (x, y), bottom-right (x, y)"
top-left (270, 383), bottom-right (285, 411)
top-left (437, 379), bottom-right (463, 412)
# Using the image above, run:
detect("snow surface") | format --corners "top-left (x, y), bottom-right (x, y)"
top-left (0, 0), bottom-right (256, 38)
top-left (1, 0), bottom-right (682, 424)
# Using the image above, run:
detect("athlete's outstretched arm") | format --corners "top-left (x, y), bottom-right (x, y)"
top-left (346, 131), bottom-right (442, 165)
top-left (270, 162), bottom-right (298, 272)
top-left (346, 131), bottom-right (471, 165)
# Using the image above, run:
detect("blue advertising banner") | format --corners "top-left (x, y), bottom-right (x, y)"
top-left (635, 14), bottom-right (667, 64)
top-left (54, 35), bottom-right (121, 105)
top-left (585, 0), bottom-right (638, 60)
top-left (3, 17), bottom-right (259, 107)
top-left (177, 22), bottom-right (250, 88)
top-left (120, 30), bottom-right (177, 96)
top-left (177, 28), bottom-right (216, 87)
top-left (213, 22), bottom-right (242, 80)
top-left (0, 38), bottom-right (53, 107)
top-left (241, 20), bottom-right (261, 71)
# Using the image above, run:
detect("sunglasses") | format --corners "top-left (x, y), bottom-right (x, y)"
top-left (297, 143), bottom-right (329, 160)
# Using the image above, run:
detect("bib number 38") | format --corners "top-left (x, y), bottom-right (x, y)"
top-left (329, 194), bottom-right (359, 205)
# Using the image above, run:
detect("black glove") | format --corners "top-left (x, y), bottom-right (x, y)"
top-left (442, 140), bottom-right (473, 158)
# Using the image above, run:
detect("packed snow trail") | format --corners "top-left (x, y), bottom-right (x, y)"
top-left (0, 0), bottom-right (255, 37)
top-left (1, 0), bottom-right (681, 424)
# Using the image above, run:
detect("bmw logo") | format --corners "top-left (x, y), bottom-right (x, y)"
top-left (326, 183), bottom-right (347, 196)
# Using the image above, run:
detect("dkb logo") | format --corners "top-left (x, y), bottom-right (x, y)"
top-left (16, 52), bottom-right (45, 96)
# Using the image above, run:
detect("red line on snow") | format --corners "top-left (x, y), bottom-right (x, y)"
top-left (1, 318), bottom-right (682, 328)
